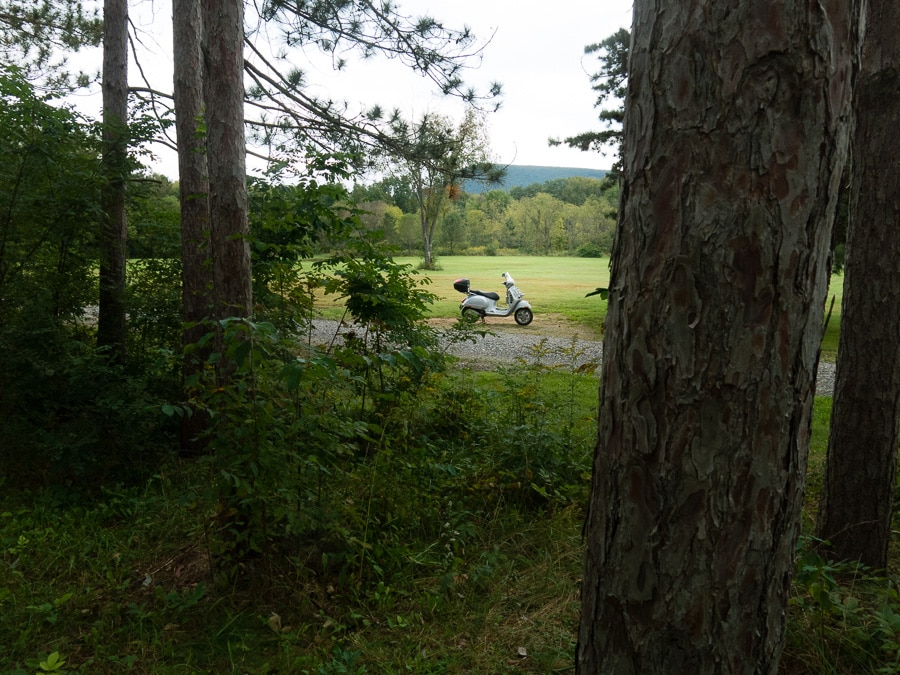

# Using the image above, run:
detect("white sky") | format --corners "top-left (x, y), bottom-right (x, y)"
top-left (296, 0), bottom-right (635, 172)
top-left (69, 0), bottom-right (634, 179)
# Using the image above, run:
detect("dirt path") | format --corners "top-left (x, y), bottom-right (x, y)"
top-left (311, 317), bottom-right (835, 395)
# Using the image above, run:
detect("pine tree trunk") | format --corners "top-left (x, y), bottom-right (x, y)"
top-left (201, 0), bottom-right (251, 321)
top-left (173, 0), bottom-right (212, 454)
top-left (576, 1), bottom-right (861, 672)
top-left (816, 0), bottom-right (900, 571)
top-left (97, 0), bottom-right (128, 361)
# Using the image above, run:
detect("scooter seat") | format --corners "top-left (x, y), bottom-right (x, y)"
top-left (472, 290), bottom-right (500, 301)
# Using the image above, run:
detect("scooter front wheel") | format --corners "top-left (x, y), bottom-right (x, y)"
top-left (462, 308), bottom-right (482, 323)
top-left (514, 307), bottom-right (534, 326)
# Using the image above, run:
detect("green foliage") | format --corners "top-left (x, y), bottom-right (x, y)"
top-left (2, 360), bottom-right (887, 675)
top-left (189, 317), bottom-right (360, 564)
top-left (0, 0), bottom-right (102, 89)
top-left (354, 172), bottom-right (620, 257)
top-left (351, 175), bottom-right (418, 213)
top-left (184, 248), bottom-right (451, 572)
top-left (576, 242), bottom-right (605, 258)
top-left (249, 154), bottom-right (360, 332)
top-left (509, 175), bottom-right (611, 206)
top-left (126, 257), bottom-right (183, 358)
top-left (0, 324), bottom-right (172, 484)
top-left (0, 66), bottom-right (175, 488)
top-left (187, 309), bottom-right (599, 598)
top-left (126, 174), bottom-right (181, 258)
top-left (478, 339), bottom-right (598, 507)
top-left (323, 253), bottom-right (437, 334)
top-left (832, 244), bottom-right (846, 275)
top-left (387, 109), bottom-right (500, 267)
top-left (0, 65), bottom-right (101, 325)
top-left (786, 541), bottom-right (900, 673)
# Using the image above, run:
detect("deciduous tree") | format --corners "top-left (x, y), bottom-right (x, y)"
top-left (508, 193), bottom-right (565, 255)
top-left (391, 109), bottom-right (500, 268)
top-left (0, 66), bottom-right (100, 324)
top-left (576, 1), bottom-right (862, 671)
top-left (816, 0), bottom-right (900, 571)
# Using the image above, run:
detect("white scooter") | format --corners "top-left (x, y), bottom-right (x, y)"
top-left (453, 272), bottom-right (534, 325)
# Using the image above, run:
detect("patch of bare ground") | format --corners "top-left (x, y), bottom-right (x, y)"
top-left (427, 313), bottom-right (603, 341)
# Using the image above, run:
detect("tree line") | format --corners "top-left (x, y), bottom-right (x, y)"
top-left (118, 170), bottom-right (620, 261)
top-left (351, 174), bottom-right (620, 258)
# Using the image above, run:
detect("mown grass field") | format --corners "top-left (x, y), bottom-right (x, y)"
top-left (315, 255), bottom-right (843, 360)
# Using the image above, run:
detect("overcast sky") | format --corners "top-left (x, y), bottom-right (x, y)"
top-left (299, 0), bottom-right (635, 172)
top-left (71, 0), bottom-right (634, 178)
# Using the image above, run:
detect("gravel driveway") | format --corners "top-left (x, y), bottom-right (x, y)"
top-left (308, 319), bottom-right (835, 396)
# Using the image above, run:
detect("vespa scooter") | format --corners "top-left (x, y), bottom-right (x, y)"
top-left (453, 272), bottom-right (534, 326)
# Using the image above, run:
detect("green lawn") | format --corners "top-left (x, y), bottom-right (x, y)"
top-left (820, 272), bottom-right (843, 361)
top-left (382, 256), bottom-right (843, 360)
top-left (399, 255), bottom-right (612, 331)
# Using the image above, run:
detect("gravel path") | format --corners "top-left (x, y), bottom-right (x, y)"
top-left (308, 320), bottom-right (835, 396)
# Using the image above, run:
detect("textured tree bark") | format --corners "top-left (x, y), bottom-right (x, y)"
top-left (97, 0), bottom-right (128, 361)
top-left (174, 0), bottom-right (213, 454)
top-left (576, 1), bottom-right (861, 672)
top-left (174, 0), bottom-right (211, 332)
top-left (817, 0), bottom-right (900, 571)
top-left (201, 0), bottom-right (251, 321)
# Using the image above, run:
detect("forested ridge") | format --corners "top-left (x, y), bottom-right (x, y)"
top-left (462, 164), bottom-right (608, 193)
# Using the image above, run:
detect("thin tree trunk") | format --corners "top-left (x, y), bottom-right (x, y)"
top-left (97, 0), bottom-right (128, 361)
top-left (201, 0), bottom-right (251, 323)
top-left (817, 0), bottom-right (900, 571)
top-left (420, 212), bottom-right (434, 268)
top-left (576, 1), bottom-right (861, 672)
top-left (173, 0), bottom-right (212, 454)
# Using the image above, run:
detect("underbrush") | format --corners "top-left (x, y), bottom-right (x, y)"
top-left (3, 374), bottom-right (898, 674)
top-left (0, 476), bottom-right (586, 673)
top-left (0, 330), bottom-right (601, 673)
top-left (0, 321), bottom-right (893, 672)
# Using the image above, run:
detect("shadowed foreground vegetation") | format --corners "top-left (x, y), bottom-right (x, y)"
top-left (2, 351), bottom-right (896, 673)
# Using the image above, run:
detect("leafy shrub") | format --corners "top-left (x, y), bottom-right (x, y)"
top-left (0, 66), bottom-right (101, 326)
top-left (0, 325), bottom-right (170, 485)
top-left (831, 244), bottom-right (846, 275)
top-left (249, 158), bottom-right (359, 333)
top-left (126, 257), bottom-right (183, 358)
top-left (188, 249), bottom-right (452, 574)
top-left (576, 242), bottom-right (605, 258)
top-left (785, 539), bottom-right (900, 673)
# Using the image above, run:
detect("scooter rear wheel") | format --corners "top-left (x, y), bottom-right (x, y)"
top-left (514, 307), bottom-right (534, 326)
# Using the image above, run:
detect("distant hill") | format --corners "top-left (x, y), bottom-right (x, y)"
top-left (464, 164), bottom-right (608, 194)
